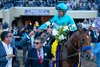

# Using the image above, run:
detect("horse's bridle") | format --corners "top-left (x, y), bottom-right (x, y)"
top-left (67, 31), bottom-right (90, 53)
top-left (67, 35), bottom-right (79, 52)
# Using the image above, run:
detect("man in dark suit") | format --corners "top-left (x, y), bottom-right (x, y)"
top-left (0, 31), bottom-right (34, 67)
top-left (45, 27), bottom-right (55, 48)
top-left (25, 37), bottom-right (53, 67)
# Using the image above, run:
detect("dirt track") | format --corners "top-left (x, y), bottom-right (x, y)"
top-left (81, 58), bottom-right (97, 67)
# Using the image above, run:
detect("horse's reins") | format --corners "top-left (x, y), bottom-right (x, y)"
top-left (66, 32), bottom-right (83, 67)
top-left (67, 35), bottom-right (79, 52)
top-left (67, 31), bottom-right (86, 52)
top-left (18, 53), bottom-right (78, 61)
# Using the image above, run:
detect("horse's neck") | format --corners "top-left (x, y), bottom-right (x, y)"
top-left (70, 31), bottom-right (78, 40)
top-left (68, 31), bottom-right (80, 47)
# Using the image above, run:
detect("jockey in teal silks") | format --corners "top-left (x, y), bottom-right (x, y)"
top-left (39, 3), bottom-right (77, 31)
top-left (39, 3), bottom-right (78, 67)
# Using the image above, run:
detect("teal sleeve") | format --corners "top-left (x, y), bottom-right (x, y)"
top-left (39, 15), bottom-right (57, 30)
top-left (50, 15), bottom-right (57, 23)
top-left (39, 23), bottom-right (48, 30)
top-left (69, 16), bottom-right (77, 31)
top-left (92, 42), bottom-right (100, 55)
top-left (69, 16), bottom-right (75, 25)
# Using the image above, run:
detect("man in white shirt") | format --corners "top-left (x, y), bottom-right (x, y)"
top-left (2, 41), bottom-right (13, 67)
top-left (0, 31), bottom-right (15, 67)
top-left (0, 31), bottom-right (34, 67)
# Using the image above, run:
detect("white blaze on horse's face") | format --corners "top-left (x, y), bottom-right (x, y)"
top-left (87, 35), bottom-right (89, 38)
top-left (85, 35), bottom-right (91, 46)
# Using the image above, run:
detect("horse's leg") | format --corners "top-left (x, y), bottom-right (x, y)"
top-left (61, 61), bottom-right (68, 67)
top-left (68, 63), bottom-right (73, 67)
top-left (60, 43), bottom-right (68, 67)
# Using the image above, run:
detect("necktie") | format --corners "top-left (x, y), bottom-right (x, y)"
top-left (38, 50), bottom-right (42, 64)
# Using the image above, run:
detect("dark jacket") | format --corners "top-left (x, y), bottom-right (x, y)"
top-left (45, 36), bottom-right (55, 47)
top-left (97, 34), bottom-right (100, 43)
top-left (0, 41), bottom-right (19, 67)
top-left (0, 37), bottom-right (29, 67)
top-left (25, 47), bottom-right (53, 67)
top-left (90, 30), bottom-right (98, 43)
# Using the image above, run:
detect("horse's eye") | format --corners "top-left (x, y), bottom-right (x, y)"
top-left (80, 39), bottom-right (85, 44)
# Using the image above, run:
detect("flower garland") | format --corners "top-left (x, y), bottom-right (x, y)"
top-left (51, 40), bottom-right (58, 67)
top-left (52, 25), bottom-right (72, 41)
top-left (51, 25), bottom-right (72, 67)
top-left (51, 40), bottom-right (59, 57)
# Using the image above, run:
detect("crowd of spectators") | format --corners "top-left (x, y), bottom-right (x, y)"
top-left (0, 0), bottom-right (99, 10)
top-left (0, 17), bottom-right (100, 66)
top-left (77, 18), bottom-right (100, 42)
top-left (0, 18), bottom-right (100, 43)
top-left (66, 0), bottom-right (98, 10)
top-left (0, 1), bottom-right (99, 66)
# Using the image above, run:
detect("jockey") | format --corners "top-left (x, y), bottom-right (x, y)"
top-left (39, 3), bottom-right (77, 31)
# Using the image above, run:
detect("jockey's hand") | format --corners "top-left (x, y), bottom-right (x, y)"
top-left (52, 57), bottom-right (56, 61)
top-left (28, 31), bottom-right (34, 37)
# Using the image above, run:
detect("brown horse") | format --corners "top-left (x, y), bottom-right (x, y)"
top-left (60, 29), bottom-right (91, 67)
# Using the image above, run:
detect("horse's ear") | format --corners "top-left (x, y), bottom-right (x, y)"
top-left (78, 28), bottom-right (83, 33)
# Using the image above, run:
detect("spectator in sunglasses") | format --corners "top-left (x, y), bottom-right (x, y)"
top-left (25, 37), bottom-right (53, 67)
top-left (0, 30), bottom-right (34, 67)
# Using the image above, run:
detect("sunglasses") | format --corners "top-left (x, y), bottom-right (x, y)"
top-left (7, 35), bottom-right (12, 38)
top-left (58, 10), bottom-right (63, 12)
top-left (34, 42), bottom-right (40, 45)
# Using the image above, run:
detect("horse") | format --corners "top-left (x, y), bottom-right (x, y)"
top-left (59, 28), bottom-right (91, 67)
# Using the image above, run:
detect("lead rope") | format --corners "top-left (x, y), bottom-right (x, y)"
top-left (78, 52), bottom-right (81, 67)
